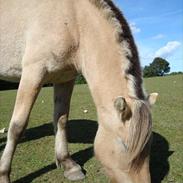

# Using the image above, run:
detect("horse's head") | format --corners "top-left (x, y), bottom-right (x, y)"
top-left (113, 93), bottom-right (158, 158)
top-left (94, 93), bottom-right (158, 183)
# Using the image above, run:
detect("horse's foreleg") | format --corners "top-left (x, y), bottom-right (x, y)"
top-left (53, 81), bottom-right (85, 181)
top-left (0, 66), bottom-right (45, 183)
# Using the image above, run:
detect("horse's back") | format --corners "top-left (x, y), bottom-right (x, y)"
top-left (0, 0), bottom-right (78, 82)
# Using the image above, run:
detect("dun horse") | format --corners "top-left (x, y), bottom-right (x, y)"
top-left (0, 0), bottom-right (158, 182)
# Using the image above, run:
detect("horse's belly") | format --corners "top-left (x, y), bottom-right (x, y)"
top-left (0, 61), bottom-right (22, 82)
top-left (0, 1), bottom-right (27, 82)
top-left (0, 0), bottom-right (78, 83)
top-left (0, 36), bottom-right (24, 82)
top-left (0, 33), bottom-right (24, 82)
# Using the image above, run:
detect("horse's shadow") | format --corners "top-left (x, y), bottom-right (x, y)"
top-left (150, 132), bottom-right (174, 183)
top-left (0, 120), bottom-right (173, 183)
top-left (13, 146), bottom-right (94, 183)
top-left (0, 119), bottom-right (97, 151)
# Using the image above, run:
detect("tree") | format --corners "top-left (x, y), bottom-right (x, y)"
top-left (143, 57), bottom-right (170, 77)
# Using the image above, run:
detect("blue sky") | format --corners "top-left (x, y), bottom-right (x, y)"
top-left (114, 0), bottom-right (183, 72)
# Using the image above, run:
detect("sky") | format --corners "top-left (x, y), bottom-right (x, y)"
top-left (114, 0), bottom-right (183, 72)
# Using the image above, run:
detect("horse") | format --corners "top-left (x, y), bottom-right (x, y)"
top-left (0, 0), bottom-right (158, 182)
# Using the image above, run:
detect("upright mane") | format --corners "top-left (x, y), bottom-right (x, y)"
top-left (89, 0), bottom-right (146, 99)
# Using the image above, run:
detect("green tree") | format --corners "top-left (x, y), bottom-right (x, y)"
top-left (143, 57), bottom-right (170, 77)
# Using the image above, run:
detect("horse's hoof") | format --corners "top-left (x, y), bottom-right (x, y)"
top-left (64, 165), bottom-right (85, 181)
top-left (56, 159), bottom-right (61, 168)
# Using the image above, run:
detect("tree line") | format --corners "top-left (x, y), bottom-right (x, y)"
top-left (143, 57), bottom-right (170, 77)
top-left (74, 57), bottom-right (181, 83)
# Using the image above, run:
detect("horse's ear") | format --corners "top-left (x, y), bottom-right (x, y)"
top-left (114, 97), bottom-right (126, 112)
top-left (114, 97), bottom-right (132, 122)
top-left (148, 93), bottom-right (159, 106)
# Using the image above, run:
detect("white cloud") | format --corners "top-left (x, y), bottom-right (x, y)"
top-left (129, 22), bottom-right (141, 33)
top-left (152, 34), bottom-right (165, 40)
top-left (154, 41), bottom-right (181, 58)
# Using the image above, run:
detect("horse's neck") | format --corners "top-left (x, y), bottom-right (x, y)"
top-left (83, 51), bottom-right (127, 108)
top-left (76, 1), bottom-right (129, 109)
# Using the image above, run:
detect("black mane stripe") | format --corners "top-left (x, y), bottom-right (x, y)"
top-left (89, 0), bottom-right (146, 99)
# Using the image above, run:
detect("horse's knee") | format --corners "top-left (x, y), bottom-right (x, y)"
top-left (8, 120), bottom-right (26, 140)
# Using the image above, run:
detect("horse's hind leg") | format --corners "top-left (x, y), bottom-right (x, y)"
top-left (0, 65), bottom-right (45, 183)
top-left (53, 81), bottom-right (85, 181)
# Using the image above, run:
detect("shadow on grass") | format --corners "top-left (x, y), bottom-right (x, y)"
top-left (13, 163), bottom-right (56, 183)
top-left (0, 119), bottom-right (98, 151)
top-left (0, 137), bottom-right (6, 144)
top-left (13, 146), bottom-right (93, 183)
top-left (0, 123), bottom-right (54, 152)
top-left (150, 132), bottom-right (174, 183)
top-left (20, 119), bottom-right (98, 144)
top-left (1, 120), bottom-right (173, 183)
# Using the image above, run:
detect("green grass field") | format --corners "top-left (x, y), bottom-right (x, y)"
top-left (0, 74), bottom-right (183, 183)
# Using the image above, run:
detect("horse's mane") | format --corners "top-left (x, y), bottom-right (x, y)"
top-left (127, 100), bottom-right (152, 169)
top-left (89, 0), bottom-right (151, 167)
top-left (89, 0), bottom-right (146, 100)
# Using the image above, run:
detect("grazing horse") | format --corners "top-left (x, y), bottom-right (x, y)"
top-left (0, 0), bottom-right (158, 182)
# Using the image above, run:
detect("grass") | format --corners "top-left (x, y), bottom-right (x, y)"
top-left (0, 74), bottom-right (183, 183)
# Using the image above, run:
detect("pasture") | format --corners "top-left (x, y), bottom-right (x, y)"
top-left (0, 74), bottom-right (183, 183)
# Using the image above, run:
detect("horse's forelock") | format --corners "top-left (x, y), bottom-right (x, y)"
top-left (126, 100), bottom-right (152, 165)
